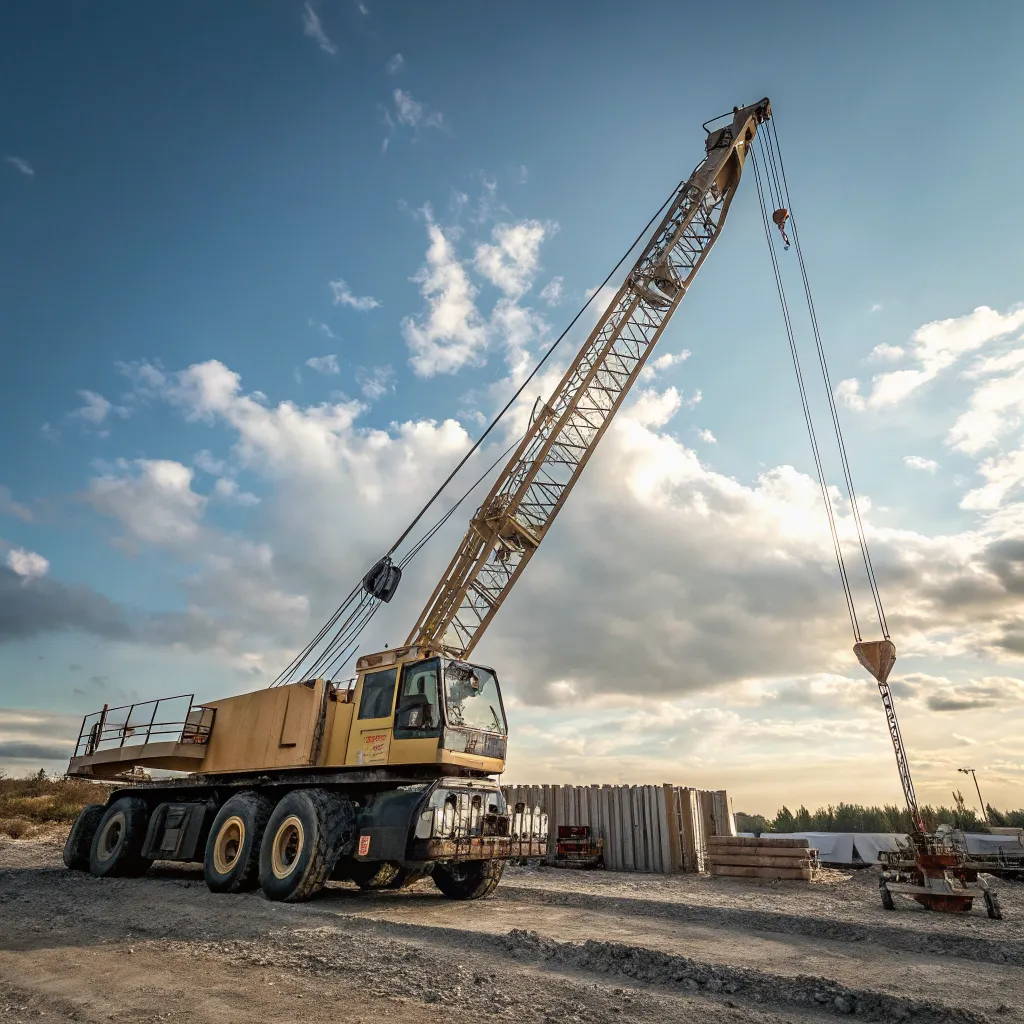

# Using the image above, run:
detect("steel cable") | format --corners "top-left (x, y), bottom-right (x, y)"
top-left (768, 118), bottom-right (889, 638)
top-left (751, 144), bottom-right (862, 641)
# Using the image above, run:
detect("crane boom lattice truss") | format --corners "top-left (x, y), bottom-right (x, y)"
top-left (407, 100), bottom-right (771, 658)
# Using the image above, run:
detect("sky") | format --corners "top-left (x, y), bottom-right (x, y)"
top-left (2, 0), bottom-right (1024, 816)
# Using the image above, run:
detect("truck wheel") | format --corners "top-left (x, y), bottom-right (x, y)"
top-left (204, 792), bottom-right (274, 894)
top-left (89, 797), bottom-right (153, 878)
top-left (984, 889), bottom-right (1003, 920)
top-left (880, 881), bottom-right (895, 911)
top-left (259, 789), bottom-right (354, 903)
top-left (63, 804), bottom-right (106, 871)
top-left (432, 859), bottom-right (505, 900)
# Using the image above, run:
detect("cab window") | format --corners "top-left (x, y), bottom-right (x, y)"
top-left (358, 668), bottom-right (398, 720)
top-left (394, 659), bottom-right (442, 739)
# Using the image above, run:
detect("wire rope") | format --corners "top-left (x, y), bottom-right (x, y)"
top-left (750, 144), bottom-right (862, 641)
top-left (767, 119), bottom-right (889, 638)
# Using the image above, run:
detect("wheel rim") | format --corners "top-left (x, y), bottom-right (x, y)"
top-left (213, 815), bottom-right (245, 874)
top-left (271, 815), bottom-right (304, 879)
top-left (97, 811), bottom-right (126, 860)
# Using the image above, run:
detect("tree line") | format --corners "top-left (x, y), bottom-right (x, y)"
top-left (735, 802), bottom-right (1024, 835)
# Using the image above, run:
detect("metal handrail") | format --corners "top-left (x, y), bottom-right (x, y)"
top-left (74, 694), bottom-right (215, 758)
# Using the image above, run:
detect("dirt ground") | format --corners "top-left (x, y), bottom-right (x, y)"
top-left (2, 830), bottom-right (1022, 1024)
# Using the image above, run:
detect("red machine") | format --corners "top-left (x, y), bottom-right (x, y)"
top-left (554, 825), bottom-right (605, 870)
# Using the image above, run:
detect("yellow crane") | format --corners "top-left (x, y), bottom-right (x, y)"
top-left (64, 100), bottom-right (773, 902)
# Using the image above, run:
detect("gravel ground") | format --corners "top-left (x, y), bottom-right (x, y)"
top-left (1, 830), bottom-right (1021, 1024)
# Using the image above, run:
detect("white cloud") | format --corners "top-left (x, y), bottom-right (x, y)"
top-left (301, 3), bottom-right (336, 55)
top-left (213, 478), bottom-right (260, 507)
top-left (193, 449), bottom-right (226, 476)
top-left (6, 548), bottom-right (49, 579)
top-left (72, 390), bottom-right (113, 425)
top-left (870, 303), bottom-right (883, 313)
top-left (87, 459), bottom-right (207, 549)
top-left (641, 350), bottom-right (691, 381)
top-left (851, 305), bottom-right (1024, 409)
top-left (356, 365), bottom-right (394, 401)
top-left (868, 343), bottom-right (904, 363)
top-left (329, 278), bottom-right (380, 312)
top-left (392, 89), bottom-right (443, 130)
top-left (5, 156), bottom-right (33, 177)
top-left (960, 449), bottom-right (1024, 511)
top-left (402, 212), bottom-right (488, 377)
top-left (357, 1), bottom-right (368, 13)
top-left (308, 318), bottom-right (337, 339)
top-left (904, 455), bottom-right (938, 473)
top-left (835, 378), bottom-right (866, 412)
top-left (539, 276), bottom-right (563, 307)
top-left (473, 220), bottom-right (553, 298)
top-left (305, 354), bottom-right (340, 375)
top-left (684, 389), bottom-right (702, 408)
top-left (0, 486), bottom-right (32, 523)
top-left (697, 429), bottom-right (717, 444)
top-left (386, 53), bottom-right (404, 74)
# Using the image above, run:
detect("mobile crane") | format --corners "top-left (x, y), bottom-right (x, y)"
top-left (63, 98), bottom-right (774, 901)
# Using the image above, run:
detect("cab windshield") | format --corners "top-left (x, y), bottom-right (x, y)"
top-left (444, 661), bottom-right (506, 734)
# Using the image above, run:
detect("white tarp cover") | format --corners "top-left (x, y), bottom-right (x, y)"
top-left (961, 831), bottom-right (1024, 856)
top-left (760, 831), bottom-right (1024, 863)
top-left (852, 833), bottom-right (906, 863)
top-left (762, 832), bottom-right (855, 863)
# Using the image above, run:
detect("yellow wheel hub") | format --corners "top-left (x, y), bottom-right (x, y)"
top-left (271, 815), bottom-right (304, 879)
top-left (213, 815), bottom-right (245, 874)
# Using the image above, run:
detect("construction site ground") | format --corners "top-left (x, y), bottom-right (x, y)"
top-left (2, 828), bottom-right (1022, 1024)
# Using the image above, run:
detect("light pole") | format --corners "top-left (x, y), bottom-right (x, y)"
top-left (958, 768), bottom-right (989, 826)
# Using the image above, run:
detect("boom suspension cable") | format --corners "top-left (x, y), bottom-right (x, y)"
top-left (271, 186), bottom-right (682, 685)
top-left (752, 121), bottom-right (889, 642)
top-left (750, 146), bottom-right (861, 641)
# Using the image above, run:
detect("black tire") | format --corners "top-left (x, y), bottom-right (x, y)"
top-left (204, 791), bottom-right (274, 894)
top-left (89, 797), bottom-right (153, 878)
top-left (259, 789), bottom-right (354, 903)
top-left (63, 804), bottom-right (106, 871)
top-left (432, 859), bottom-right (505, 900)
top-left (984, 889), bottom-right (1003, 921)
top-left (880, 881), bottom-right (895, 911)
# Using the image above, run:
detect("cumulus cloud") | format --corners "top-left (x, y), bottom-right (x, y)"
top-left (474, 220), bottom-right (553, 298)
top-left (301, 3), bottom-right (336, 55)
top-left (6, 548), bottom-right (49, 579)
top-left (539, 277), bottom-right (563, 306)
top-left (697, 429), bottom-right (717, 444)
top-left (71, 389), bottom-right (126, 426)
top-left (868, 343), bottom-right (905, 363)
top-left (329, 278), bottom-right (380, 312)
top-left (846, 305), bottom-right (1024, 410)
top-left (386, 53), bottom-right (404, 74)
top-left (402, 212), bottom-right (488, 376)
top-left (904, 455), bottom-right (938, 473)
top-left (356, 365), bottom-right (394, 401)
top-left (87, 459), bottom-right (207, 550)
top-left (305, 354), bottom-right (340, 375)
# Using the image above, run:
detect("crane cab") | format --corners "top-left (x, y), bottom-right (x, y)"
top-left (327, 646), bottom-right (508, 774)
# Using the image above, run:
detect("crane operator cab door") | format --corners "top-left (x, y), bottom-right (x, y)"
top-left (387, 658), bottom-right (445, 765)
top-left (345, 666), bottom-right (399, 766)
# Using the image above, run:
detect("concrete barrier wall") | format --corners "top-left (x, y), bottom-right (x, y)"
top-left (502, 784), bottom-right (734, 874)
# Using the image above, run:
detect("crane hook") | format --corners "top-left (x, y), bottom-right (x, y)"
top-left (772, 208), bottom-right (791, 250)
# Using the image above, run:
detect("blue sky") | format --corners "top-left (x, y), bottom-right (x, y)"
top-left (2, 1), bottom-right (1023, 812)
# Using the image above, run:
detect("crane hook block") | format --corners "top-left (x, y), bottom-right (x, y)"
top-left (854, 639), bottom-right (896, 685)
top-left (772, 208), bottom-right (791, 250)
top-left (362, 555), bottom-right (402, 603)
